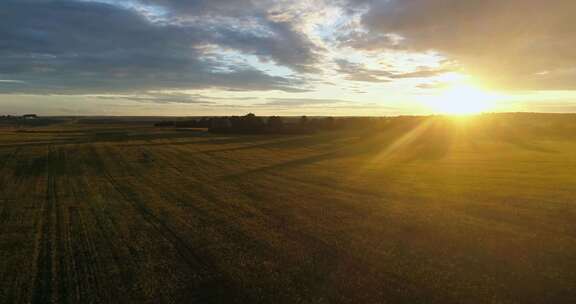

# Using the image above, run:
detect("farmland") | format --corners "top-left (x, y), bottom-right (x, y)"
top-left (1, 115), bottom-right (576, 303)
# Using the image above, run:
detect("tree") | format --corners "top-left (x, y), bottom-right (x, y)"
top-left (267, 116), bottom-right (284, 132)
top-left (323, 116), bottom-right (335, 129)
top-left (242, 113), bottom-right (264, 133)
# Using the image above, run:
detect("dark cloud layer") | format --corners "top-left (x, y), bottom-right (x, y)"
top-left (96, 92), bottom-right (213, 104)
top-left (0, 0), bottom-right (315, 94)
top-left (262, 98), bottom-right (351, 106)
top-left (2, 0), bottom-right (575, 100)
top-left (344, 0), bottom-right (576, 90)
top-left (142, 0), bottom-right (258, 16)
top-left (335, 59), bottom-right (391, 82)
top-left (335, 59), bottom-right (447, 82)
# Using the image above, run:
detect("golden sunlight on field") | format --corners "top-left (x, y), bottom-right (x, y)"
top-left (1, 114), bottom-right (576, 303)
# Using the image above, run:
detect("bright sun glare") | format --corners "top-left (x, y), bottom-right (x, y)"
top-left (428, 84), bottom-right (497, 115)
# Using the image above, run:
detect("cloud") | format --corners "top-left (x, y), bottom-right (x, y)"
top-left (141, 0), bottom-right (321, 72)
top-left (140, 0), bottom-right (258, 16)
top-left (0, 0), bottom-right (315, 95)
top-left (335, 59), bottom-right (392, 82)
top-left (261, 97), bottom-right (354, 106)
top-left (0, 79), bottom-right (26, 84)
top-left (4, 0), bottom-right (575, 115)
top-left (254, 98), bottom-right (399, 112)
top-left (416, 82), bottom-right (450, 90)
top-left (96, 92), bottom-right (212, 104)
top-left (96, 92), bottom-right (261, 104)
top-left (335, 59), bottom-right (447, 82)
top-left (389, 69), bottom-right (449, 79)
top-left (342, 0), bottom-right (576, 90)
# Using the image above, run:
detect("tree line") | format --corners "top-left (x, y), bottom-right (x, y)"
top-left (154, 113), bottom-right (390, 134)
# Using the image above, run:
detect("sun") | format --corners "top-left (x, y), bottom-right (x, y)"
top-left (427, 82), bottom-right (498, 115)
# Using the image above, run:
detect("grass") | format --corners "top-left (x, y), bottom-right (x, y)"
top-left (0, 115), bottom-right (575, 303)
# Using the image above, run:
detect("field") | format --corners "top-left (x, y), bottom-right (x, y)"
top-left (1, 115), bottom-right (576, 303)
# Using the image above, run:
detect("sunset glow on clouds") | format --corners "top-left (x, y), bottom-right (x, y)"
top-left (1, 0), bottom-right (575, 115)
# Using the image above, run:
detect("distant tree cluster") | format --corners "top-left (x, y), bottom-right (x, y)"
top-left (154, 113), bottom-right (390, 134)
top-left (0, 114), bottom-right (38, 120)
top-left (0, 114), bottom-right (66, 127)
top-left (155, 112), bottom-right (576, 137)
top-left (0, 115), bottom-right (17, 121)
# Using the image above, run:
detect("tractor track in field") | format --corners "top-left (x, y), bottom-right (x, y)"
top-left (135, 145), bottom-right (279, 255)
top-left (75, 144), bottom-right (150, 303)
top-left (0, 148), bottom-right (22, 196)
top-left (62, 146), bottom-right (112, 304)
top-left (92, 144), bottom-right (249, 303)
top-left (23, 140), bottom-right (449, 303)
top-left (53, 148), bottom-right (68, 304)
top-left (144, 142), bottom-right (448, 303)
top-left (169, 141), bottom-right (383, 200)
top-left (0, 147), bottom-right (39, 304)
top-left (31, 145), bottom-right (58, 304)
top-left (66, 205), bottom-right (106, 303)
top-left (0, 148), bottom-right (18, 225)
top-left (0, 148), bottom-right (20, 170)
top-left (29, 145), bottom-right (76, 304)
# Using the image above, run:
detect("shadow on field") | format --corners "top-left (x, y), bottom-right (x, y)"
top-left (221, 114), bottom-right (566, 180)
top-left (222, 151), bottom-right (341, 180)
top-left (497, 133), bottom-right (557, 153)
top-left (0, 129), bottom-right (209, 149)
top-left (127, 135), bottom-right (274, 147)
top-left (201, 133), bottom-right (360, 154)
top-left (221, 120), bottom-right (462, 179)
top-left (479, 121), bottom-right (559, 153)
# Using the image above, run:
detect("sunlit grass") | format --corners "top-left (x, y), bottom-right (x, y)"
top-left (2, 116), bottom-right (576, 303)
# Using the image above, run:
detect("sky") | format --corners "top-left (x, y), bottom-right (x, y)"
top-left (1, 0), bottom-right (576, 116)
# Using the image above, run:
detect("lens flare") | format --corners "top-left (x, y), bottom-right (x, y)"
top-left (424, 77), bottom-right (499, 115)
